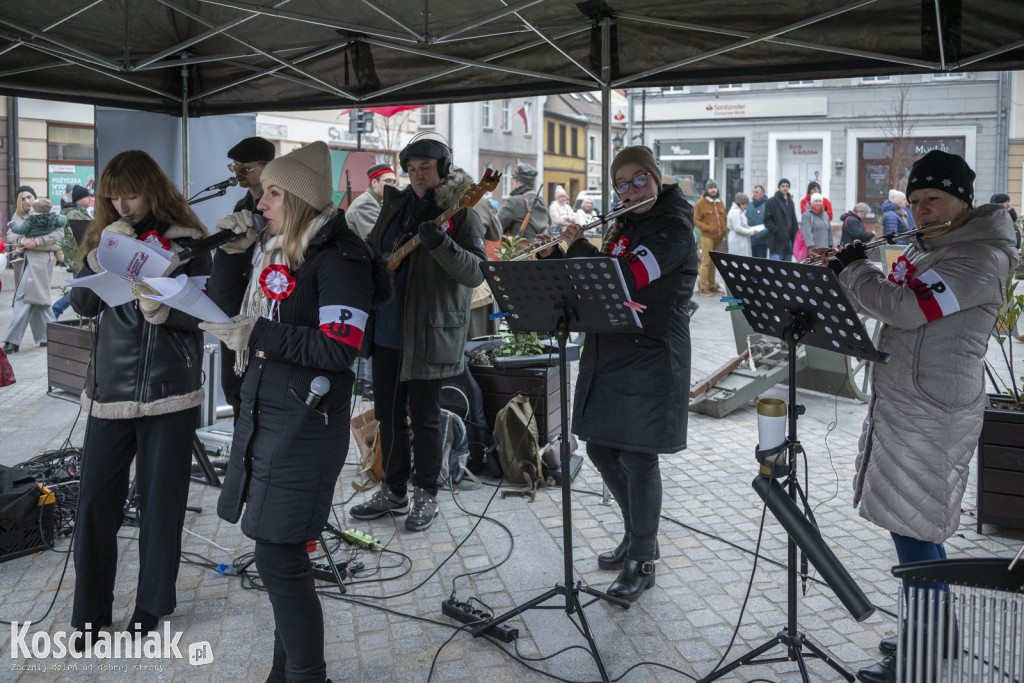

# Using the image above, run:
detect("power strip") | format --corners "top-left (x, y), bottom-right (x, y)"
top-left (441, 598), bottom-right (518, 643)
top-left (341, 528), bottom-right (382, 550)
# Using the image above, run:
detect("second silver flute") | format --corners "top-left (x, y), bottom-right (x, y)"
top-left (509, 196), bottom-right (656, 261)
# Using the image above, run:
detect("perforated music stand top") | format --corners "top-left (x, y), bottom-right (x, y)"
top-left (710, 252), bottom-right (889, 364)
top-left (482, 257), bottom-right (642, 336)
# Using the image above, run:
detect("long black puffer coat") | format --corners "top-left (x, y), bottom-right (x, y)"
top-left (210, 213), bottom-right (374, 543)
top-left (560, 184), bottom-right (697, 453)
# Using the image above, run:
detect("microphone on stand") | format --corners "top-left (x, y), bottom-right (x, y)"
top-left (201, 177), bottom-right (239, 192)
top-left (305, 376), bottom-right (331, 409)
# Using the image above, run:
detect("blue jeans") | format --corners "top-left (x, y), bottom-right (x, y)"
top-left (892, 531), bottom-right (949, 621)
top-left (52, 269), bottom-right (79, 317)
top-left (768, 254), bottom-right (784, 261)
top-left (586, 443), bottom-right (661, 561)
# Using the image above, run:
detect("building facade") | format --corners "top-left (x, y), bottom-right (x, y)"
top-left (630, 73), bottom-right (1011, 225)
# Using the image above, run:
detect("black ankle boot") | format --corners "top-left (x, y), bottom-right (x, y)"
top-left (607, 559), bottom-right (655, 602)
top-left (597, 538), bottom-right (628, 570)
top-left (597, 540), bottom-right (659, 571)
top-left (128, 606), bottom-right (159, 637)
top-left (857, 653), bottom-right (897, 683)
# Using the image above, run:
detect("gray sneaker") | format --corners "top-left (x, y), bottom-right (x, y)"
top-left (405, 487), bottom-right (438, 531)
top-left (349, 483), bottom-right (408, 520)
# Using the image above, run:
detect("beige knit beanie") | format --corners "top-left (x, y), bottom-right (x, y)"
top-left (260, 141), bottom-right (334, 211)
top-left (610, 145), bottom-right (662, 191)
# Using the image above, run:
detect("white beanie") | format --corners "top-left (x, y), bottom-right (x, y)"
top-left (888, 189), bottom-right (906, 203)
top-left (810, 192), bottom-right (823, 203)
top-left (260, 141), bottom-right (334, 211)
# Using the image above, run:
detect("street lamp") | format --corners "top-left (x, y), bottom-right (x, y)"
top-left (612, 133), bottom-right (623, 154)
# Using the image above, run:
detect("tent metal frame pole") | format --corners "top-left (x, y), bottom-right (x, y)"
top-left (600, 15), bottom-right (612, 235)
top-left (153, 0), bottom-right (357, 99)
top-left (198, 0), bottom-right (415, 42)
top-left (615, 12), bottom-right (937, 74)
top-left (181, 58), bottom-right (190, 195)
top-left (615, 0), bottom-right (879, 86)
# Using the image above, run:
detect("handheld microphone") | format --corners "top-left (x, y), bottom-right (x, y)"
top-left (305, 376), bottom-right (330, 409)
top-left (202, 177), bottom-right (238, 192)
top-left (176, 215), bottom-right (265, 261)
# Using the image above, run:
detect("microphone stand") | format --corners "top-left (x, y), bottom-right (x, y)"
top-left (188, 187), bottom-right (230, 205)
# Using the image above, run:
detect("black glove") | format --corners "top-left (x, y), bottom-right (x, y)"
top-left (836, 241), bottom-right (867, 267)
top-left (418, 220), bottom-right (444, 250)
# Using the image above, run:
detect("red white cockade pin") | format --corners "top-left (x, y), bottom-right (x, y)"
top-left (888, 256), bottom-right (916, 286)
top-left (259, 264), bottom-right (295, 321)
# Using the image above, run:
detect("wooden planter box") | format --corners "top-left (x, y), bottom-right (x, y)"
top-left (46, 320), bottom-right (93, 395)
top-left (976, 395), bottom-right (1024, 533)
top-left (469, 364), bottom-right (561, 444)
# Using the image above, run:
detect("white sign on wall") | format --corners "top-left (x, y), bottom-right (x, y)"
top-left (645, 95), bottom-right (828, 121)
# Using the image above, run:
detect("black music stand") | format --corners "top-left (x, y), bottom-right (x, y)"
top-left (470, 257), bottom-right (641, 681)
top-left (701, 252), bottom-right (889, 683)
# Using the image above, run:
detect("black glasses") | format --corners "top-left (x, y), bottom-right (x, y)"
top-left (228, 163), bottom-right (265, 174)
top-left (613, 172), bottom-right (650, 195)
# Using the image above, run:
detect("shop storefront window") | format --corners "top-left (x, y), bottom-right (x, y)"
top-left (47, 123), bottom-right (95, 200)
top-left (858, 136), bottom-right (965, 218)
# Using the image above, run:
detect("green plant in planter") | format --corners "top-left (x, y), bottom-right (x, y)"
top-left (991, 271), bottom-right (1024, 409)
top-left (467, 234), bottom-right (553, 365)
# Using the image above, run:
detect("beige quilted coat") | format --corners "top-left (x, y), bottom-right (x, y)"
top-left (839, 204), bottom-right (1018, 543)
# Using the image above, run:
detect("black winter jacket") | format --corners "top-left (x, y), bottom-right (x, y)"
top-left (68, 215), bottom-right (211, 419)
top-left (210, 212), bottom-right (374, 543)
top-left (762, 191), bottom-right (799, 256)
top-left (839, 211), bottom-right (875, 246)
top-left (557, 184), bottom-right (697, 453)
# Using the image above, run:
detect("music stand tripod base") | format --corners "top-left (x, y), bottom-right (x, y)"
top-left (470, 257), bottom-right (639, 681)
top-left (699, 252), bottom-right (886, 683)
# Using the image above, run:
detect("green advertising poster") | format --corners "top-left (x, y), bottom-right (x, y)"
top-left (48, 164), bottom-right (94, 201)
top-left (329, 149), bottom-right (349, 209)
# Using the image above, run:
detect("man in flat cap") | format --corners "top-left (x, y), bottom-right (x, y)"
top-left (347, 163), bottom-right (397, 240)
top-left (213, 136), bottom-right (276, 418)
top-left (498, 162), bottom-right (548, 239)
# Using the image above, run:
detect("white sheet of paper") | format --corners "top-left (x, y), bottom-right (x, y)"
top-left (65, 271), bottom-right (136, 307)
top-left (139, 274), bottom-right (232, 323)
top-left (95, 229), bottom-right (171, 280)
top-left (66, 230), bottom-right (175, 307)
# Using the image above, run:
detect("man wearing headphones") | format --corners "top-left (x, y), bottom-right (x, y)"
top-left (352, 136), bottom-right (487, 531)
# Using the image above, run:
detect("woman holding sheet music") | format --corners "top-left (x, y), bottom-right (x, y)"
top-left (67, 150), bottom-right (211, 647)
top-left (540, 145), bottom-right (698, 602)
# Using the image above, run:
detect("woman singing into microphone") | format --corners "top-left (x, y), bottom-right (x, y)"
top-left (68, 150), bottom-right (211, 644)
top-left (828, 151), bottom-right (1017, 682)
top-left (540, 146), bottom-right (697, 602)
top-left (202, 141), bottom-right (389, 682)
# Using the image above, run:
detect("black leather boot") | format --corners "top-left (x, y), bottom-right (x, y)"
top-left (597, 540), bottom-right (659, 570)
top-left (857, 653), bottom-right (897, 683)
top-left (128, 606), bottom-right (159, 637)
top-left (597, 538), bottom-right (628, 570)
top-left (606, 559), bottom-right (655, 602)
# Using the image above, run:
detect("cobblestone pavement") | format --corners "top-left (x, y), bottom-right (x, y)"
top-left (1, 263), bottom-right (1022, 682)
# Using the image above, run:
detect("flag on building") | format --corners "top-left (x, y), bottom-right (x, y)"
top-left (516, 100), bottom-right (531, 135)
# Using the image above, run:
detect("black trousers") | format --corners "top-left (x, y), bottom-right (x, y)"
top-left (372, 346), bottom-right (444, 497)
top-left (586, 443), bottom-right (662, 562)
top-left (255, 540), bottom-right (326, 683)
top-left (71, 407), bottom-right (199, 629)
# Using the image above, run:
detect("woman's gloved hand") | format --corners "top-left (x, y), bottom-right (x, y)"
top-left (828, 241), bottom-right (868, 275)
top-left (199, 315), bottom-right (258, 352)
top-left (214, 210), bottom-right (260, 254)
top-left (131, 281), bottom-right (162, 312)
